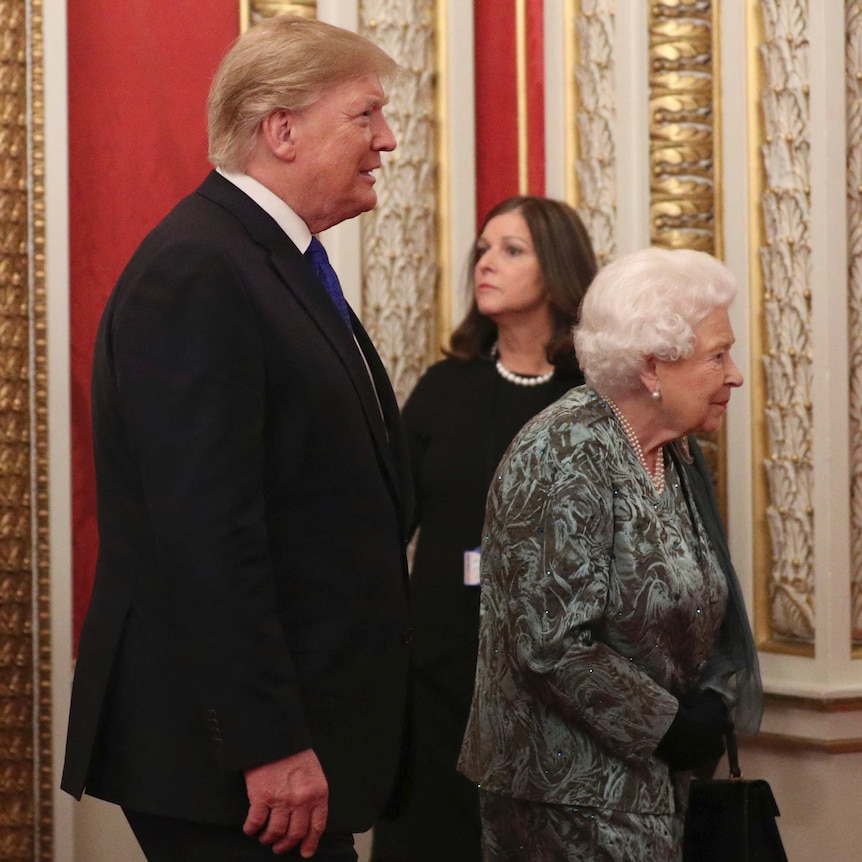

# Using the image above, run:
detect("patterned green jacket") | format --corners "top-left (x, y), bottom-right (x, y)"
top-left (458, 385), bottom-right (761, 813)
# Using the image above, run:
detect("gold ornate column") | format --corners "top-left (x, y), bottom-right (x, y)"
top-left (0, 1), bottom-right (52, 860)
top-left (648, 3), bottom-right (719, 255)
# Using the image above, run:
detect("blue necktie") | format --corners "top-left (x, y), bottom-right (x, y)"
top-left (305, 236), bottom-right (352, 329)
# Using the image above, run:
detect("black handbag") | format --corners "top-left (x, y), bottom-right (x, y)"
top-left (682, 731), bottom-right (789, 861)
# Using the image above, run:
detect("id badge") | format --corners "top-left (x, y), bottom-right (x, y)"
top-left (463, 547), bottom-right (481, 586)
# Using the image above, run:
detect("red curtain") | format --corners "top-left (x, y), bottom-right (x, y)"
top-left (474, 0), bottom-right (545, 226)
top-left (68, 2), bottom-right (238, 646)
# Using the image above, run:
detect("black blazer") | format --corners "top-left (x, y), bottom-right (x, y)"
top-left (61, 171), bottom-right (413, 832)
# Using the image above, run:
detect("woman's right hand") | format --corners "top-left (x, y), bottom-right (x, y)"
top-left (654, 689), bottom-right (732, 772)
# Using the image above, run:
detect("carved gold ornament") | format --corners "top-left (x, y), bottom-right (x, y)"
top-left (0, 1), bottom-right (52, 860)
top-left (648, 4), bottom-right (718, 254)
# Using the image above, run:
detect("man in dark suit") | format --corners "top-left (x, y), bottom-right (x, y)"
top-left (61, 14), bottom-right (412, 861)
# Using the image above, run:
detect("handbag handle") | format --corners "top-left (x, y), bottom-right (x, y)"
top-left (725, 727), bottom-right (742, 780)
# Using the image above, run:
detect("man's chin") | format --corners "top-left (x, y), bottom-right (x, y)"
top-left (359, 190), bottom-right (379, 213)
top-left (337, 194), bottom-right (379, 224)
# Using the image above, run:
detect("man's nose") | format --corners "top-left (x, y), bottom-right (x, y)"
top-left (374, 116), bottom-right (397, 151)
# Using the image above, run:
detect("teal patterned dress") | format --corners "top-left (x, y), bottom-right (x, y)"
top-left (458, 386), bottom-right (760, 861)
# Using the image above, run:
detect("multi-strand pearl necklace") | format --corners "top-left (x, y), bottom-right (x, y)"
top-left (492, 342), bottom-right (555, 387)
top-left (605, 398), bottom-right (666, 494)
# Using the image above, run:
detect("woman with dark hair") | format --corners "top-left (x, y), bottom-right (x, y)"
top-left (448, 195), bottom-right (597, 374)
top-left (371, 196), bottom-right (598, 862)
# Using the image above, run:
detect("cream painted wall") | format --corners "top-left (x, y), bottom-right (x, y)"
top-left (75, 799), bottom-right (143, 861)
top-left (736, 743), bottom-right (862, 861)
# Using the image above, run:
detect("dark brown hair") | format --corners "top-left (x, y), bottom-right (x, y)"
top-left (447, 196), bottom-right (598, 373)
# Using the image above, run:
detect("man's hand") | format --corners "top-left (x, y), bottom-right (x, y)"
top-left (243, 748), bottom-right (329, 857)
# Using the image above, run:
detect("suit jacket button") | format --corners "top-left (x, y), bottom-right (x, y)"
top-left (401, 628), bottom-right (413, 646)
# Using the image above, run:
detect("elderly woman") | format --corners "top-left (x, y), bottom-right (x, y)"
top-left (458, 247), bottom-right (763, 861)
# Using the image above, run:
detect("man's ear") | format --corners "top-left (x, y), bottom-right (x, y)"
top-left (640, 355), bottom-right (659, 393)
top-left (259, 110), bottom-right (297, 161)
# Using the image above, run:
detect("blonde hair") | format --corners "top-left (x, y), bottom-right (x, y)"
top-left (208, 14), bottom-right (400, 172)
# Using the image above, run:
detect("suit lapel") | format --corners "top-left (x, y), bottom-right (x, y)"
top-left (195, 171), bottom-right (405, 522)
top-left (269, 249), bottom-right (398, 451)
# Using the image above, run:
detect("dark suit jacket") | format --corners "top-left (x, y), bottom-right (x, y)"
top-left (61, 171), bottom-right (413, 832)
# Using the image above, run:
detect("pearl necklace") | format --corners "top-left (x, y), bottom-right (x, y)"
top-left (605, 398), bottom-right (666, 494)
top-left (495, 360), bottom-right (555, 387)
top-left (492, 342), bottom-right (555, 387)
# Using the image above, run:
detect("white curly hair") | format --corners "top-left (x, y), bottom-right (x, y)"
top-left (573, 247), bottom-right (738, 396)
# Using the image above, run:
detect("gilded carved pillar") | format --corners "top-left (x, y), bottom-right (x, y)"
top-left (648, 3), bottom-right (718, 255)
top-left (0, 1), bottom-right (52, 860)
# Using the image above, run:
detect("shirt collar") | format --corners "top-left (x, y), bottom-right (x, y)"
top-left (216, 168), bottom-right (312, 252)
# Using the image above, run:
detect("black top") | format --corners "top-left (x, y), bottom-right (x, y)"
top-left (402, 356), bottom-right (584, 669)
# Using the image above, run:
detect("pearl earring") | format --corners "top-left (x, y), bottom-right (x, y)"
top-left (651, 389), bottom-right (660, 400)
